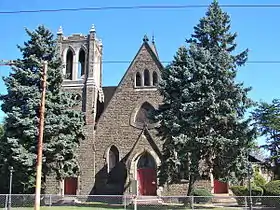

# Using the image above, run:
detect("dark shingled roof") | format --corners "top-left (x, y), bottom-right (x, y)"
top-left (249, 153), bottom-right (265, 163)
top-left (103, 86), bottom-right (117, 109)
top-left (95, 86), bottom-right (117, 123)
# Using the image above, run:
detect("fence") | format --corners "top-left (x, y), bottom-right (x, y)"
top-left (0, 194), bottom-right (279, 209)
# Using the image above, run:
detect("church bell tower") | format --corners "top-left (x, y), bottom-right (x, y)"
top-left (56, 24), bottom-right (104, 124)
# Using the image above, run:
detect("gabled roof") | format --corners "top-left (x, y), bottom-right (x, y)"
top-left (114, 34), bottom-right (163, 88)
top-left (249, 153), bottom-right (265, 163)
top-left (122, 126), bottom-right (162, 163)
top-left (95, 35), bottom-right (164, 125)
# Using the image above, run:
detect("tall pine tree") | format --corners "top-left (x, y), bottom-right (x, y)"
top-left (0, 25), bottom-right (85, 193)
top-left (155, 1), bottom-right (256, 195)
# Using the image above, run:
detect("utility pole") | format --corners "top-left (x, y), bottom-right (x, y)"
top-left (0, 59), bottom-right (48, 210)
top-left (34, 61), bottom-right (48, 210)
top-left (247, 151), bottom-right (253, 210)
top-left (8, 166), bottom-right (14, 210)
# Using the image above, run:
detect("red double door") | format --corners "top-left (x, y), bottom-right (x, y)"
top-left (137, 168), bottom-right (157, 195)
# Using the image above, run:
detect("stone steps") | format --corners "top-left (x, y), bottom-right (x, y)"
top-left (212, 194), bottom-right (237, 204)
top-left (131, 196), bottom-right (163, 205)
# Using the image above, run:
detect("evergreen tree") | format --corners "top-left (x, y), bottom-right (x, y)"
top-left (0, 26), bottom-right (85, 193)
top-left (155, 1), bottom-right (256, 195)
top-left (252, 99), bottom-right (280, 180)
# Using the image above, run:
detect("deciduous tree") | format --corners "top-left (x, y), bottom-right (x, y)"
top-left (252, 99), bottom-right (280, 180)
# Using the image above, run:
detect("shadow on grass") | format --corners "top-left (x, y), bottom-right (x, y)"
top-left (73, 202), bottom-right (189, 209)
top-left (73, 202), bottom-right (228, 209)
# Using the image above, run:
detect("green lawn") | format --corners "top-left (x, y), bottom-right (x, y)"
top-left (8, 201), bottom-right (242, 210)
top-left (16, 208), bottom-right (101, 210)
top-left (12, 205), bottom-right (242, 210)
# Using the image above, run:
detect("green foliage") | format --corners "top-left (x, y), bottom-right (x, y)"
top-left (230, 185), bottom-right (247, 196)
top-left (190, 188), bottom-right (213, 204)
top-left (231, 185), bottom-right (263, 196)
top-left (0, 124), bottom-right (4, 137)
top-left (253, 171), bottom-right (267, 189)
top-left (0, 25), bottom-right (85, 193)
top-left (231, 185), bottom-right (263, 205)
top-left (263, 180), bottom-right (280, 195)
top-left (252, 99), bottom-right (280, 179)
top-left (262, 180), bottom-right (280, 207)
top-left (154, 0), bottom-right (256, 195)
top-left (251, 185), bottom-right (264, 197)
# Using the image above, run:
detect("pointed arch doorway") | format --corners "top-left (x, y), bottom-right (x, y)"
top-left (137, 151), bottom-right (157, 196)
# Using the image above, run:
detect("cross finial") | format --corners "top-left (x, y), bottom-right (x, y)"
top-left (90, 24), bottom-right (96, 33)
top-left (57, 26), bottom-right (63, 35)
top-left (143, 35), bottom-right (149, 43)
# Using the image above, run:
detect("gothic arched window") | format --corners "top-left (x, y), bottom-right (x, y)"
top-left (108, 145), bottom-right (119, 173)
top-left (152, 71), bottom-right (158, 86)
top-left (144, 69), bottom-right (150, 86)
top-left (78, 49), bottom-right (86, 78)
top-left (137, 152), bottom-right (156, 169)
top-left (66, 49), bottom-right (74, 80)
top-left (135, 72), bottom-right (141, 87)
top-left (135, 102), bottom-right (155, 127)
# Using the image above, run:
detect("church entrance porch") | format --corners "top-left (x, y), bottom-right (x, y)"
top-left (136, 152), bottom-right (157, 196)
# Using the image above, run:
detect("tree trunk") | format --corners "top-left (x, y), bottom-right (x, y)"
top-left (274, 163), bottom-right (280, 180)
top-left (187, 174), bottom-right (196, 196)
top-left (183, 175), bottom-right (197, 207)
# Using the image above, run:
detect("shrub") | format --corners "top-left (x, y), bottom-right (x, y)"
top-left (230, 185), bottom-right (263, 205)
top-left (231, 186), bottom-right (246, 196)
top-left (253, 171), bottom-right (267, 189)
top-left (263, 180), bottom-right (280, 195)
top-left (262, 180), bottom-right (280, 208)
top-left (190, 188), bottom-right (213, 204)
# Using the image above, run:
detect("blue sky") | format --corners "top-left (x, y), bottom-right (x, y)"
top-left (0, 0), bottom-right (280, 146)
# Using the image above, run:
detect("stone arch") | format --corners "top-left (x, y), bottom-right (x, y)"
top-left (64, 46), bottom-right (76, 80)
top-left (103, 145), bottom-right (127, 193)
top-left (135, 72), bottom-right (141, 87)
top-left (130, 149), bottom-right (160, 179)
top-left (135, 102), bottom-right (155, 125)
top-left (130, 99), bottom-right (159, 129)
top-left (78, 48), bottom-right (86, 79)
top-left (80, 44), bottom-right (87, 54)
top-left (152, 71), bottom-right (158, 86)
top-left (130, 149), bottom-right (161, 195)
top-left (144, 69), bottom-right (150, 86)
top-left (63, 45), bottom-right (76, 58)
top-left (106, 145), bottom-right (120, 173)
top-left (137, 151), bottom-right (156, 169)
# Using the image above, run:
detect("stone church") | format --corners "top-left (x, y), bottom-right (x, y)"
top-left (45, 25), bottom-right (222, 197)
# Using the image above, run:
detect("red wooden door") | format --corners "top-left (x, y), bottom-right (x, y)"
top-left (64, 177), bottom-right (77, 195)
top-left (137, 168), bottom-right (157, 195)
top-left (214, 180), bottom-right (228, 194)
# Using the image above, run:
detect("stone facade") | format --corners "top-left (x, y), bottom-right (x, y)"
top-left (93, 36), bottom-right (163, 195)
top-left (45, 25), bottom-right (213, 196)
top-left (45, 25), bottom-right (103, 195)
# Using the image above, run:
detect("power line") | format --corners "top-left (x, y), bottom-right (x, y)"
top-left (1, 4), bottom-right (280, 14)
top-left (105, 60), bottom-right (280, 64)
top-left (2, 60), bottom-right (280, 66)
